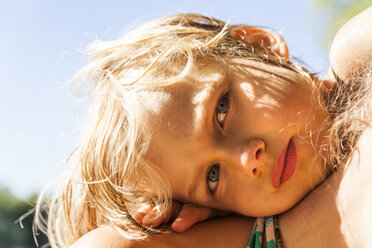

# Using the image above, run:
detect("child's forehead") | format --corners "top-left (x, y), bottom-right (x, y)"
top-left (151, 58), bottom-right (303, 120)
top-left (158, 58), bottom-right (299, 108)
top-left (162, 61), bottom-right (227, 97)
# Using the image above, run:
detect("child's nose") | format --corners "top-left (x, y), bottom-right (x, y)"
top-left (237, 138), bottom-right (265, 179)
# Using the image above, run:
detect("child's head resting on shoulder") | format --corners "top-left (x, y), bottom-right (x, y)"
top-left (47, 13), bottom-right (334, 245)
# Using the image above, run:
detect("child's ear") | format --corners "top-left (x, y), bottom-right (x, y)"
top-left (230, 26), bottom-right (289, 60)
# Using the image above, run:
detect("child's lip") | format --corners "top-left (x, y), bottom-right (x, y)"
top-left (271, 138), bottom-right (297, 188)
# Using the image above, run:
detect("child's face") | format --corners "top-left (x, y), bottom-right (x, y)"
top-left (147, 59), bottom-right (331, 216)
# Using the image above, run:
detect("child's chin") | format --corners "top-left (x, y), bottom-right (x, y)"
top-left (241, 199), bottom-right (300, 217)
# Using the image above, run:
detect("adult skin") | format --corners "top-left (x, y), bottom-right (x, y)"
top-left (71, 7), bottom-right (372, 248)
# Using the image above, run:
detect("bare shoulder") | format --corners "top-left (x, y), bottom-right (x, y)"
top-left (69, 217), bottom-right (254, 248)
top-left (329, 7), bottom-right (372, 81)
top-left (337, 126), bottom-right (372, 247)
top-left (69, 226), bottom-right (173, 248)
top-left (69, 226), bottom-right (137, 248)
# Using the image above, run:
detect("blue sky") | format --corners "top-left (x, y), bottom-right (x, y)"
top-left (0, 0), bottom-right (331, 198)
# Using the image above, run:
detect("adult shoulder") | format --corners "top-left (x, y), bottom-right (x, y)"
top-left (69, 226), bottom-right (140, 248)
top-left (70, 217), bottom-right (254, 248)
top-left (328, 7), bottom-right (372, 82)
top-left (337, 126), bottom-right (372, 247)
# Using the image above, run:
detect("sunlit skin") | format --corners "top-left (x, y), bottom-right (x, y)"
top-left (147, 59), bottom-right (332, 217)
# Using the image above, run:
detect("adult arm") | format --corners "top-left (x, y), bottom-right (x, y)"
top-left (335, 127), bottom-right (372, 247)
top-left (69, 217), bottom-right (255, 248)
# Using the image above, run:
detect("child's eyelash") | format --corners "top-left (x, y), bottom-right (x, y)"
top-left (207, 163), bottom-right (220, 194)
top-left (215, 92), bottom-right (230, 128)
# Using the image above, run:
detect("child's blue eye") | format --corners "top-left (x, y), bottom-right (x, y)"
top-left (216, 93), bottom-right (229, 128)
top-left (207, 164), bottom-right (220, 193)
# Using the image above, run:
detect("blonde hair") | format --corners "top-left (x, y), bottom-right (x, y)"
top-left (324, 64), bottom-right (372, 168)
top-left (34, 13), bottom-right (357, 247)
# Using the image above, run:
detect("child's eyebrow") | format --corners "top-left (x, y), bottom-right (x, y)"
top-left (192, 73), bottom-right (229, 134)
